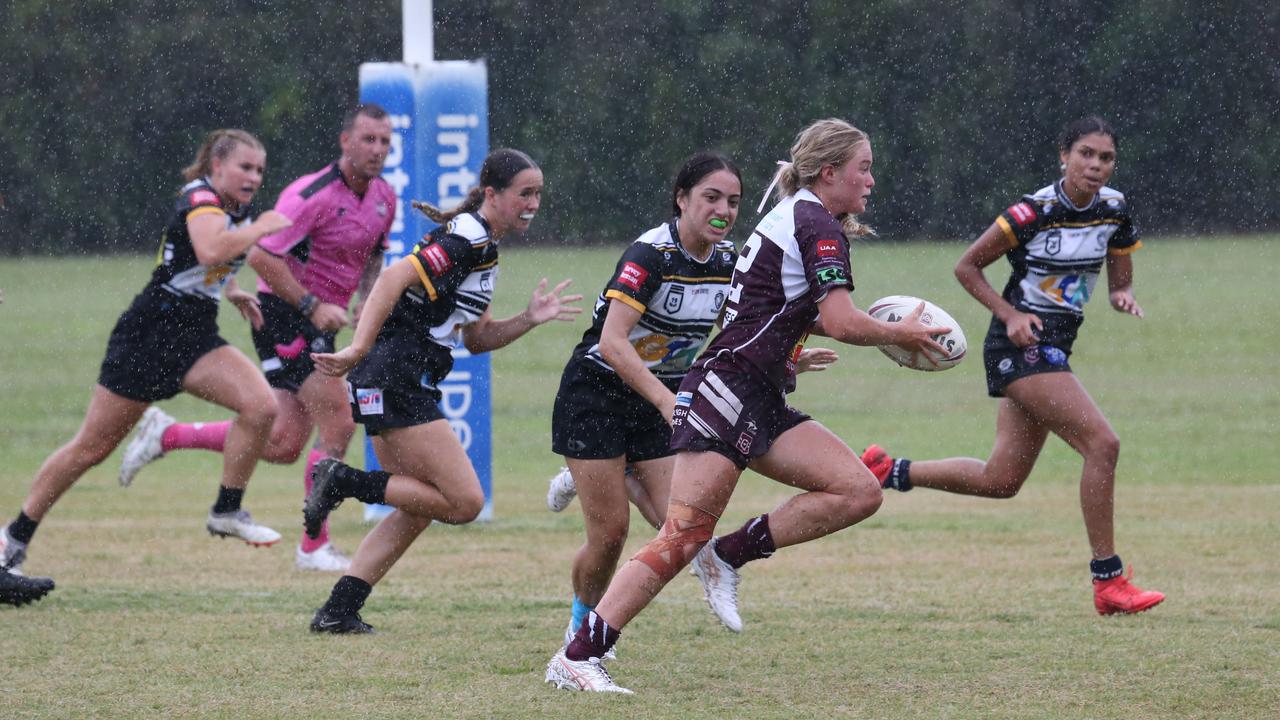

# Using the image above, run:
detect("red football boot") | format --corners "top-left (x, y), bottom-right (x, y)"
top-left (1094, 568), bottom-right (1165, 615)
top-left (860, 445), bottom-right (894, 487)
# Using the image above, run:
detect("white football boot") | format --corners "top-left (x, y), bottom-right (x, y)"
top-left (119, 406), bottom-right (175, 487)
top-left (545, 648), bottom-right (632, 694)
top-left (206, 510), bottom-right (281, 547)
top-left (295, 542), bottom-right (351, 572)
top-left (691, 539), bottom-right (743, 632)
top-left (0, 524), bottom-right (27, 575)
top-left (546, 466), bottom-right (577, 512)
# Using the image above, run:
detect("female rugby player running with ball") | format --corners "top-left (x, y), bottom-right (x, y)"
top-left (546, 119), bottom-right (946, 693)
top-left (862, 116), bottom-right (1164, 615)
top-left (301, 149), bottom-right (582, 634)
top-left (1, 130), bottom-right (291, 580)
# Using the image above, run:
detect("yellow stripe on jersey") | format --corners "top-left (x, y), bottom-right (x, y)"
top-left (1108, 239), bottom-right (1143, 256)
top-left (995, 216), bottom-right (1019, 247)
top-left (664, 274), bottom-right (732, 284)
top-left (604, 288), bottom-right (646, 313)
top-left (472, 258), bottom-right (499, 271)
top-left (187, 206), bottom-right (226, 221)
top-left (1041, 218), bottom-right (1125, 229)
top-left (407, 254), bottom-right (439, 302)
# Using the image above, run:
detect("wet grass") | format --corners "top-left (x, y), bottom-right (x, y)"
top-left (1, 238), bottom-right (1277, 718)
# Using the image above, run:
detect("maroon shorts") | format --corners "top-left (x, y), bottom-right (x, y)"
top-left (669, 363), bottom-right (810, 469)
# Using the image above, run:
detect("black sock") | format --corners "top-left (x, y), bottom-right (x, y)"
top-left (211, 486), bottom-right (244, 515)
top-left (7, 511), bottom-right (39, 544)
top-left (887, 458), bottom-right (913, 492)
top-left (323, 575), bottom-right (373, 615)
top-left (713, 514), bottom-right (776, 569)
top-left (336, 465), bottom-right (390, 505)
top-left (566, 610), bottom-right (621, 661)
top-left (1091, 555), bottom-right (1123, 581)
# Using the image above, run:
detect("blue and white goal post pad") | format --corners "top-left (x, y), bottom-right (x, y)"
top-left (358, 60), bottom-right (493, 521)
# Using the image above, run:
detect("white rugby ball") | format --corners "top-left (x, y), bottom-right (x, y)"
top-left (867, 295), bottom-right (967, 371)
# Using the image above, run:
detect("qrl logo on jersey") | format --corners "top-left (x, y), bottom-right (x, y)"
top-left (617, 261), bottom-right (648, 291)
top-left (1007, 203), bottom-right (1036, 226)
top-left (356, 388), bottom-right (384, 416)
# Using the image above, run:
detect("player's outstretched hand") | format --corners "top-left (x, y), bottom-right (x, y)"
top-left (226, 287), bottom-right (264, 330)
top-left (526, 278), bottom-right (584, 325)
top-left (311, 345), bottom-right (367, 377)
top-left (1109, 288), bottom-right (1144, 318)
top-left (797, 347), bottom-right (839, 373)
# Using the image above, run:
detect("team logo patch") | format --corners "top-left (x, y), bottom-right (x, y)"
top-left (1023, 346), bottom-right (1041, 365)
top-left (713, 290), bottom-right (725, 310)
top-left (420, 243), bottom-right (453, 276)
top-left (356, 388), bottom-right (384, 415)
top-left (816, 239), bottom-right (840, 258)
top-left (998, 358), bottom-right (1014, 374)
top-left (1043, 345), bottom-right (1067, 366)
top-left (1007, 202), bottom-right (1035, 226)
top-left (664, 285), bottom-right (685, 314)
top-left (190, 189), bottom-right (220, 207)
top-left (617, 261), bottom-right (648, 291)
top-left (735, 431), bottom-right (754, 455)
top-left (675, 391), bottom-right (694, 407)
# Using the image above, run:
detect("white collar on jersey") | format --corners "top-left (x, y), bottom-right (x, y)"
top-left (1055, 178), bottom-right (1099, 212)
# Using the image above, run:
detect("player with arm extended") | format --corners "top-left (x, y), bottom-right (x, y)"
top-left (300, 149), bottom-right (583, 634)
top-left (546, 119), bottom-right (947, 693)
top-left (861, 116), bottom-right (1163, 615)
top-left (0, 130), bottom-right (291, 581)
top-left (118, 104), bottom-right (396, 573)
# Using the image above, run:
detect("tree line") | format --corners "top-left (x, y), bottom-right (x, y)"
top-left (2, 0), bottom-right (1276, 255)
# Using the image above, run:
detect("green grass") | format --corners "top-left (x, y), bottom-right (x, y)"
top-left (1, 238), bottom-right (1277, 719)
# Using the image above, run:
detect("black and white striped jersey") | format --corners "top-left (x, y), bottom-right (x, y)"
top-left (995, 180), bottom-right (1141, 321)
top-left (571, 219), bottom-right (736, 381)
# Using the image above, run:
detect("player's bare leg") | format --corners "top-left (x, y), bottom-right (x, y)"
top-left (903, 396), bottom-right (1049, 497)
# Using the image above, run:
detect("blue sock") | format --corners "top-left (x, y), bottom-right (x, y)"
top-left (570, 595), bottom-right (594, 632)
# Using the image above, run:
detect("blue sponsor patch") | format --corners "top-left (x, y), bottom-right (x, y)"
top-left (675, 391), bottom-right (694, 407)
top-left (1042, 345), bottom-right (1067, 366)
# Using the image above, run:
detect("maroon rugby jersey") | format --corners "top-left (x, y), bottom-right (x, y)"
top-left (696, 188), bottom-right (853, 390)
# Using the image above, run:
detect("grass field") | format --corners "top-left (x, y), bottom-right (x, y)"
top-left (1, 238), bottom-right (1277, 719)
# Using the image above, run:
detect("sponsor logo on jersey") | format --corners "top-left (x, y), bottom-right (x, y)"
top-left (664, 285), bottom-right (685, 313)
top-left (998, 358), bottom-right (1014, 374)
top-left (618, 261), bottom-right (648, 291)
top-left (421, 243), bottom-right (453, 276)
top-left (816, 239), bottom-right (840, 258)
top-left (815, 266), bottom-right (848, 285)
top-left (675, 391), bottom-right (694, 407)
top-left (1008, 202), bottom-right (1035, 226)
top-left (190, 189), bottom-right (220, 207)
top-left (356, 388), bottom-right (384, 415)
top-left (1043, 345), bottom-right (1067, 366)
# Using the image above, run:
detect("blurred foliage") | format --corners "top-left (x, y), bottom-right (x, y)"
top-left (1, 0), bottom-right (1276, 254)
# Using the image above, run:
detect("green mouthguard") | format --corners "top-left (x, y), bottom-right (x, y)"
top-left (709, 218), bottom-right (728, 229)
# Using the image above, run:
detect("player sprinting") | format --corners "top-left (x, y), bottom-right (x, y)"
top-left (861, 116), bottom-right (1163, 615)
top-left (546, 119), bottom-right (946, 693)
top-left (1, 130), bottom-right (291, 580)
top-left (118, 104), bottom-right (396, 573)
top-left (301, 149), bottom-right (582, 633)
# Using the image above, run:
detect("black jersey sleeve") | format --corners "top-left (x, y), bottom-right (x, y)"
top-left (179, 184), bottom-right (227, 223)
top-left (601, 242), bottom-right (666, 313)
top-left (1107, 202), bottom-right (1142, 255)
top-left (407, 233), bottom-right (479, 302)
top-left (995, 199), bottom-right (1044, 247)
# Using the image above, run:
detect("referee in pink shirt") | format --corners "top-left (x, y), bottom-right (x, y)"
top-left (119, 105), bottom-right (396, 572)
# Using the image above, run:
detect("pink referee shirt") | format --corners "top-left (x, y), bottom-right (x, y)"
top-left (256, 163), bottom-right (395, 307)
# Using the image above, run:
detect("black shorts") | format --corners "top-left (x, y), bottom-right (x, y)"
top-left (669, 362), bottom-right (810, 469)
top-left (251, 293), bottom-right (337, 393)
top-left (551, 358), bottom-right (678, 462)
top-left (98, 291), bottom-right (227, 403)
top-left (346, 334), bottom-right (449, 435)
top-left (983, 336), bottom-right (1074, 397)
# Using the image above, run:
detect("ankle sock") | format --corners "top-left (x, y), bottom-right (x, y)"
top-left (1091, 555), bottom-right (1124, 581)
top-left (886, 458), bottom-right (913, 491)
top-left (713, 514), bottom-right (775, 569)
top-left (566, 610), bottom-right (620, 661)
top-left (7, 511), bottom-right (39, 544)
top-left (324, 575), bottom-right (373, 615)
top-left (335, 464), bottom-right (391, 506)
top-left (211, 486), bottom-right (244, 515)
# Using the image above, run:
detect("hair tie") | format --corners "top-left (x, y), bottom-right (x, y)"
top-left (756, 161), bottom-right (788, 213)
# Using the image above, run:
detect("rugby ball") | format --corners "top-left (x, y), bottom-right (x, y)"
top-left (867, 295), bottom-right (966, 371)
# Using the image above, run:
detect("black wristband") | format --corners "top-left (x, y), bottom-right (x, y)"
top-left (297, 293), bottom-right (319, 317)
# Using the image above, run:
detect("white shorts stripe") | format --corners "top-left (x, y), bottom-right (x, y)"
top-left (697, 378), bottom-right (741, 426)
top-left (686, 410), bottom-right (718, 439)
